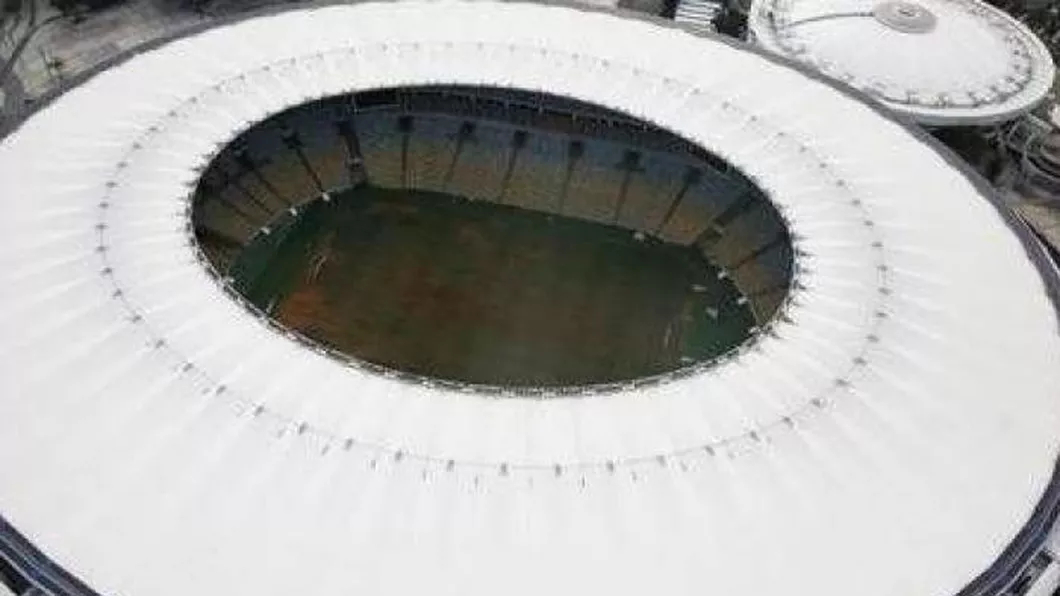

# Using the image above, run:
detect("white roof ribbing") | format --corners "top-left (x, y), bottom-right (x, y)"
top-left (0, 2), bottom-right (1058, 596)
top-left (747, 0), bottom-right (1056, 125)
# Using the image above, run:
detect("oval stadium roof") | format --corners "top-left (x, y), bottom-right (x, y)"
top-left (0, 2), bottom-right (1059, 596)
top-left (747, 0), bottom-right (1056, 125)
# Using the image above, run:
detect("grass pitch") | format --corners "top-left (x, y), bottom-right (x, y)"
top-left (233, 186), bottom-right (753, 387)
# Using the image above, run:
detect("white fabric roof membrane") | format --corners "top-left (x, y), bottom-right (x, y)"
top-left (0, 2), bottom-right (1059, 596)
top-left (747, 0), bottom-right (1056, 125)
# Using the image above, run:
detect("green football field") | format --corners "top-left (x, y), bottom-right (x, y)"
top-left (231, 185), bottom-right (754, 387)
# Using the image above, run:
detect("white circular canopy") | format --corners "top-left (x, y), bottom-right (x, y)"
top-left (0, 2), bottom-right (1059, 596)
top-left (747, 0), bottom-right (1056, 125)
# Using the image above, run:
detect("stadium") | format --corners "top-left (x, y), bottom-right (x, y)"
top-left (1, 1), bottom-right (1059, 596)
top-left (746, 0), bottom-right (1057, 125)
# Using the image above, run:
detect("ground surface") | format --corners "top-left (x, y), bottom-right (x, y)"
top-left (230, 185), bottom-right (753, 386)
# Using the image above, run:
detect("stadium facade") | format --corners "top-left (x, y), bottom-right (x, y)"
top-left (1, 2), bottom-right (1059, 596)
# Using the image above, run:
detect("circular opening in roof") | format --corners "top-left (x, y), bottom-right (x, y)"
top-left (873, 1), bottom-right (938, 34)
top-left (192, 86), bottom-right (794, 390)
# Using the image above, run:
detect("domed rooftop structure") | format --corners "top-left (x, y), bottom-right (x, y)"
top-left (0, 2), bottom-right (1059, 596)
top-left (747, 0), bottom-right (1056, 125)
